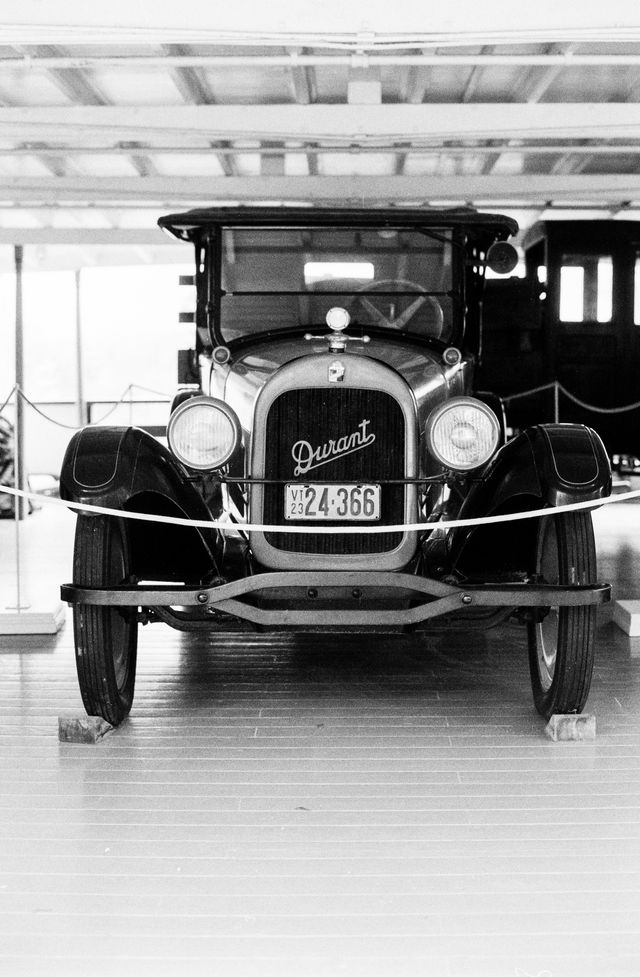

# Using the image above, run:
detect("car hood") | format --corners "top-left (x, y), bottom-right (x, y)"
top-left (214, 335), bottom-right (471, 434)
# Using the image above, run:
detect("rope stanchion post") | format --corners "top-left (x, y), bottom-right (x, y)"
top-left (14, 245), bottom-right (26, 523)
top-left (8, 403), bottom-right (30, 613)
top-left (74, 269), bottom-right (87, 427)
top-left (8, 246), bottom-right (29, 612)
top-left (14, 247), bottom-right (24, 607)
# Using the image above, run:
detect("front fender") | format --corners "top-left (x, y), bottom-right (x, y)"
top-left (60, 426), bottom-right (221, 580)
top-left (449, 423), bottom-right (611, 574)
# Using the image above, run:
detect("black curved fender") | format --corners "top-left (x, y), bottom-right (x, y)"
top-left (448, 423), bottom-right (611, 573)
top-left (60, 426), bottom-right (221, 580)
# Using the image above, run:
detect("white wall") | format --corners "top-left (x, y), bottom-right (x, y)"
top-left (1, 260), bottom-right (193, 475)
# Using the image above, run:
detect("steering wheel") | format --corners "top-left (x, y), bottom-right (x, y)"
top-left (351, 278), bottom-right (444, 338)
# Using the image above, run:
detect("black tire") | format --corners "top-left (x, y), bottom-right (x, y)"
top-left (72, 515), bottom-right (138, 725)
top-left (527, 511), bottom-right (596, 719)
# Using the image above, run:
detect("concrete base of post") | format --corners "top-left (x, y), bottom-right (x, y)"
top-left (0, 601), bottom-right (65, 634)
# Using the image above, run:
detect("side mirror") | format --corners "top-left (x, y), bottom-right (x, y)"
top-left (487, 241), bottom-right (519, 275)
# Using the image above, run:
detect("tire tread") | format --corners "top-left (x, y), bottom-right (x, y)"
top-left (528, 511), bottom-right (596, 718)
top-left (72, 516), bottom-right (137, 725)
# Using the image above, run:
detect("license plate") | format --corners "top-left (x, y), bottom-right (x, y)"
top-left (284, 483), bottom-right (381, 521)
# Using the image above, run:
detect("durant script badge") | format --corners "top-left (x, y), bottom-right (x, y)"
top-left (291, 419), bottom-right (376, 476)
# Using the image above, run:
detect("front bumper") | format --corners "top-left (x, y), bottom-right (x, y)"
top-left (61, 571), bottom-right (610, 630)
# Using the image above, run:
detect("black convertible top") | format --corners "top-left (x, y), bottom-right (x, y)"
top-left (159, 205), bottom-right (518, 242)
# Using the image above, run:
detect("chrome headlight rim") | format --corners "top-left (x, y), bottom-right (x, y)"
top-left (426, 396), bottom-right (500, 472)
top-left (167, 395), bottom-right (242, 471)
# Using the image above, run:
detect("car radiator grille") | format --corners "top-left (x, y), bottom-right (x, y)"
top-left (263, 387), bottom-right (405, 555)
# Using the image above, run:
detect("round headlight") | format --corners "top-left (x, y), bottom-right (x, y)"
top-left (426, 397), bottom-right (500, 471)
top-left (167, 396), bottom-right (241, 471)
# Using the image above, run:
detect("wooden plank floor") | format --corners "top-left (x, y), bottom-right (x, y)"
top-left (1, 501), bottom-right (640, 976)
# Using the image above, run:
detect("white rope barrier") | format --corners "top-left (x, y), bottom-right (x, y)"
top-left (4, 378), bottom-right (640, 438)
top-left (0, 384), bottom-right (171, 431)
top-left (502, 382), bottom-right (556, 403)
top-left (558, 384), bottom-right (640, 415)
top-left (1, 380), bottom-right (639, 538)
top-left (503, 380), bottom-right (640, 415)
top-left (0, 384), bottom-right (18, 416)
top-left (1, 482), bottom-right (639, 534)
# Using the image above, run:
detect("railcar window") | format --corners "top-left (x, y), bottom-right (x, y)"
top-left (559, 266), bottom-right (584, 321)
top-left (559, 255), bottom-right (612, 323)
top-left (597, 258), bottom-right (613, 322)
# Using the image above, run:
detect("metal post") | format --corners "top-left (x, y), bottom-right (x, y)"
top-left (14, 246), bottom-right (25, 520)
top-left (12, 244), bottom-right (29, 611)
top-left (553, 381), bottom-right (560, 424)
top-left (75, 269), bottom-right (87, 425)
top-left (11, 393), bottom-right (25, 612)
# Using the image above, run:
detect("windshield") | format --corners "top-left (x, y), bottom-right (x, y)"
top-left (217, 225), bottom-right (455, 343)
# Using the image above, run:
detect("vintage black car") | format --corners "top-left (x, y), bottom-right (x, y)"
top-left (60, 206), bottom-right (611, 726)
